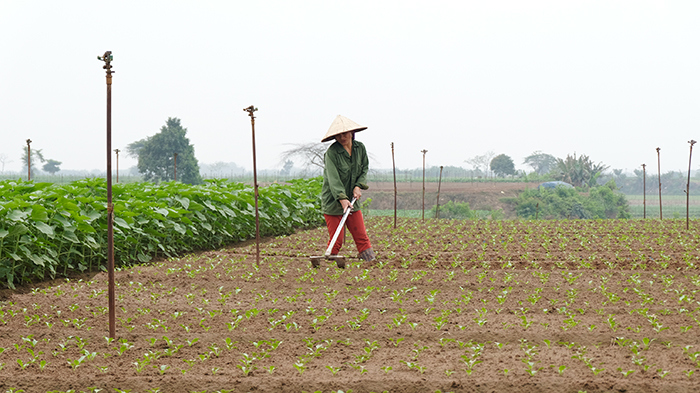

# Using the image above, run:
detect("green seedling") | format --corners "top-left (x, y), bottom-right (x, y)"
top-left (617, 368), bottom-right (634, 377)
top-left (326, 365), bottom-right (341, 375)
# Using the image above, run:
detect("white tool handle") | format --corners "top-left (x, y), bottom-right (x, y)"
top-left (324, 198), bottom-right (356, 256)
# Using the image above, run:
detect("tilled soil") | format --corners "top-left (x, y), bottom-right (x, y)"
top-left (2, 217), bottom-right (700, 392)
top-left (363, 181), bottom-right (529, 216)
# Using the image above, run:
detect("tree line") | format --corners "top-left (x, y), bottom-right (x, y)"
top-left (9, 117), bottom-right (697, 194)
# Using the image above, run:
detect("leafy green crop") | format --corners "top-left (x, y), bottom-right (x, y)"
top-left (512, 180), bottom-right (630, 219)
top-left (0, 177), bottom-right (323, 288)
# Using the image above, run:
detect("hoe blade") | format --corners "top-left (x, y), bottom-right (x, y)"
top-left (309, 255), bottom-right (346, 269)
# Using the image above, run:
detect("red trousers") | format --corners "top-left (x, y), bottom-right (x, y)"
top-left (324, 210), bottom-right (372, 255)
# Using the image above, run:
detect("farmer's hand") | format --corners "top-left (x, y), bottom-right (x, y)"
top-left (353, 186), bottom-right (362, 201)
top-left (340, 198), bottom-right (352, 212)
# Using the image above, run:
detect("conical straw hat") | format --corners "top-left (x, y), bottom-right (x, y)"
top-left (321, 115), bottom-right (367, 142)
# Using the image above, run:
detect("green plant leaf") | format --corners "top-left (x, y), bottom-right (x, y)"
top-left (28, 254), bottom-right (45, 267)
top-left (7, 209), bottom-right (28, 222)
top-left (34, 222), bottom-right (54, 236)
top-left (114, 217), bottom-right (131, 229)
top-left (62, 230), bottom-right (80, 243)
top-left (9, 224), bottom-right (29, 237)
top-left (77, 222), bottom-right (96, 234)
top-left (174, 196), bottom-right (190, 210)
top-left (30, 205), bottom-right (49, 222)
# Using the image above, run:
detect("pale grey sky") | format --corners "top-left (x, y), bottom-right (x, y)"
top-left (1, 1), bottom-right (699, 175)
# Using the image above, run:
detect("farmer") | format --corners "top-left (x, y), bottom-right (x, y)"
top-left (320, 115), bottom-right (376, 262)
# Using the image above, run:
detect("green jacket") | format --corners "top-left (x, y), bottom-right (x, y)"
top-left (321, 140), bottom-right (369, 215)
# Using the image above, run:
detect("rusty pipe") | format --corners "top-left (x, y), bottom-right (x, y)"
top-left (421, 149), bottom-right (428, 220)
top-left (26, 139), bottom-right (31, 181)
top-left (641, 163), bottom-right (646, 219)
top-left (98, 51), bottom-right (116, 339)
top-left (687, 140), bottom-right (696, 230)
top-left (435, 166), bottom-right (444, 219)
top-left (114, 149), bottom-right (120, 183)
top-left (174, 153), bottom-right (178, 182)
top-left (244, 105), bottom-right (260, 267)
top-left (391, 142), bottom-right (397, 228)
top-left (656, 147), bottom-right (662, 219)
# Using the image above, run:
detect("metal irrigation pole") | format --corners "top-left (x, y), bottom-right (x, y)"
top-left (435, 166), bottom-right (444, 219)
top-left (686, 140), bottom-right (697, 230)
top-left (244, 105), bottom-right (260, 267)
top-left (641, 163), bottom-right (646, 219)
top-left (656, 147), bottom-right (662, 219)
top-left (421, 149), bottom-right (428, 220)
top-left (114, 149), bottom-right (120, 183)
top-left (26, 139), bottom-right (32, 181)
top-left (391, 142), bottom-right (397, 229)
top-left (174, 153), bottom-right (178, 182)
top-left (98, 50), bottom-right (116, 339)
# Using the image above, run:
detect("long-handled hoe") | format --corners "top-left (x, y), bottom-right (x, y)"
top-left (310, 198), bottom-right (356, 269)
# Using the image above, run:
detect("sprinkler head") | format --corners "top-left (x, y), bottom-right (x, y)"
top-left (97, 52), bottom-right (112, 61)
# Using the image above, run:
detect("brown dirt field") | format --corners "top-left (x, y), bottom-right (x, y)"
top-left (363, 182), bottom-right (532, 217)
top-left (2, 217), bottom-right (700, 392)
top-left (368, 181), bottom-right (532, 194)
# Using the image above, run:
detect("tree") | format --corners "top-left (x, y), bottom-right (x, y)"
top-left (129, 117), bottom-right (203, 184)
top-left (280, 159), bottom-right (294, 176)
top-left (280, 143), bottom-right (327, 170)
top-left (199, 161), bottom-right (245, 177)
top-left (612, 168), bottom-right (627, 185)
top-left (513, 179), bottom-right (629, 219)
top-left (490, 154), bottom-right (515, 177)
top-left (523, 151), bottom-right (557, 175)
top-left (0, 153), bottom-right (11, 173)
top-left (20, 145), bottom-right (45, 176)
top-left (125, 139), bottom-right (147, 159)
top-left (42, 159), bottom-right (62, 174)
top-left (465, 150), bottom-right (495, 178)
top-left (209, 162), bottom-right (230, 174)
top-left (280, 142), bottom-right (379, 174)
top-left (553, 153), bottom-right (609, 187)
